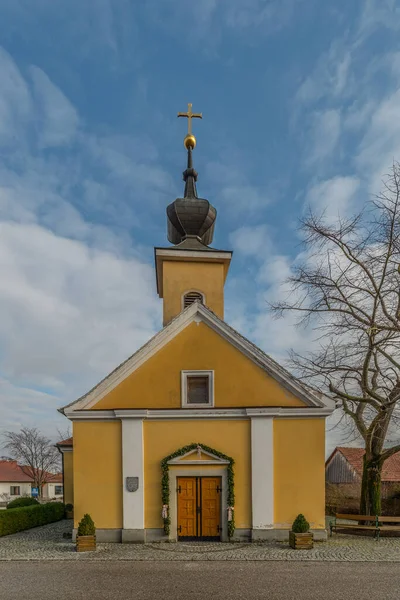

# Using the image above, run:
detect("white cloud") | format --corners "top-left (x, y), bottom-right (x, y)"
top-left (357, 88), bottom-right (400, 192)
top-left (0, 49), bottom-right (169, 436)
top-left (307, 109), bottom-right (341, 165)
top-left (29, 66), bottom-right (79, 149)
top-left (296, 44), bottom-right (352, 106)
top-left (0, 379), bottom-right (63, 440)
top-left (0, 47), bottom-right (31, 146)
top-left (0, 220), bottom-right (161, 395)
top-left (229, 224), bottom-right (271, 257)
top-left (305, 176), bottom-right (360, 221)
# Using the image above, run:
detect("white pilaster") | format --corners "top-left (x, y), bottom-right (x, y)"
top-left (121, 418), bottom-right (144, 531)
top-left (251, 417), bottom-right (274, 532)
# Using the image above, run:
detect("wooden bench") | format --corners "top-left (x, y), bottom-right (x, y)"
top-left (330, 514), bottom-right (400, 540)
top-left (376, 516), bottom-right (400, 540)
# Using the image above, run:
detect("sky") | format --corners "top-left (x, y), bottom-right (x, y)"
top-left (0, 0), bottom-right (400, 454)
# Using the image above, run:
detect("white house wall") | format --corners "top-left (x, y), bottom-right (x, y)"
top-left (0, 482), bottom-right (32, 499)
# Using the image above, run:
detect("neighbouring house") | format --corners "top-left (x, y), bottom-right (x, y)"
top-left (0, 460), bottom-right (33, 502)
top-left (56, 437), bottom-right (73, 506)
top-left (0, 459), bottom-right (63, 503)
top-left (326, 447), bottom-right (400, 500)
top-left (58, 117), bottom-right (335, 543)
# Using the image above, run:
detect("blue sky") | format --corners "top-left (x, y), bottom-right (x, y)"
top-left (0, 0), bottom-right (400, 452)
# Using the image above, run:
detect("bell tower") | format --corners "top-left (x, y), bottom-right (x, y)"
top-left (155, 103), bottom-right (232, 326)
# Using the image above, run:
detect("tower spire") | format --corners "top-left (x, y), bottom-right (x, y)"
top-left (166, 102), bottom-right (217, 247)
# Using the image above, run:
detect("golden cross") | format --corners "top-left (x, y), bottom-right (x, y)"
top-left (177, 103), bottom-right (202, 135)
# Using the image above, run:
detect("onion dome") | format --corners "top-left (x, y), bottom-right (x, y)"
top-left (167, 145), bottom-right (217, 246)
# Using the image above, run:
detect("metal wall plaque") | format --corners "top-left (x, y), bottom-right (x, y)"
top-left (126, 477), bottom-right (139, 492)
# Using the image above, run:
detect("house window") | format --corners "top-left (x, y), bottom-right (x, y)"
top-left (183, 291), bottom-right (204, 309)
top-left (55, 485), bottom-right (63, 495)
top-left (182, 371), bottom-right (214, 407)
top-left (10, 486), bottom-right (20, 496)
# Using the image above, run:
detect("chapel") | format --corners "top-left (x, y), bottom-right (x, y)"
top-left (58, 105), bottom-right (333, 543)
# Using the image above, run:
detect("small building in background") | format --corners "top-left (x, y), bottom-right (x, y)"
top-left (326, 447), bottom-right (400, 500)
top-left (0, 460), bottom-right (33, 502)
top-left (0, 459), bottom-right (63, 504)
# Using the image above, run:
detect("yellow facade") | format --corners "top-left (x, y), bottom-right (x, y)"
top-left (66, 415), bottom-right (326, 533)
top-left (61, 148), bottom-right (330, 540)
top-left (73, 421), bottom-right (122, 529)
top-left (144, 420), bottom-right (251, 530)
top-left (62, 451), bottom-right (74, 506)
top-left (274, 418), bottom-right (326, 529)
top-left (161, 260), bottom-right (226, 324)
top-left (94, 321), bottom-right (304, 410)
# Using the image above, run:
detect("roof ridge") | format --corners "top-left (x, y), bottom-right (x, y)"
top-left (59, 302), bottom-right (198, 413)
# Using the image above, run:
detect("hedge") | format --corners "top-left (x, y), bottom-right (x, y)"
top-left (6, 497), bottom-right (39, 510)
top-left (0, 502), bottom-right (65, 537)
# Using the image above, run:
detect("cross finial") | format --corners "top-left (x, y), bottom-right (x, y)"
top-left (177, 102), bottom-right (202, 135)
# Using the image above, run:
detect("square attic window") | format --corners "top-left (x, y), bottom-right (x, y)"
top-left (182, 371), bottom-right (214, 407)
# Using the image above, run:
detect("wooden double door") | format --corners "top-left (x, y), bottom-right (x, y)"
top-left (177, 476), bottom-right (222, 541)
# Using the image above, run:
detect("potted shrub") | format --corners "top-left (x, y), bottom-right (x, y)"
top-left (65, 503), bottom-right (74, 519)
top-left (289, 514), bottom-right (313, 549)
top-left (76, 513), bottom-right (96, 552)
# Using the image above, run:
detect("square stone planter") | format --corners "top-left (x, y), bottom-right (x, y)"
top-left (65, 510), bottom-right (73, 519)
top-left (289, 531), bottom-right (314, 549)
top-left (76, 535), bottom-right (96, 552)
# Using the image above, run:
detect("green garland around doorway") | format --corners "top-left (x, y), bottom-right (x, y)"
top-left (161, 443), bottom-right (235, 538)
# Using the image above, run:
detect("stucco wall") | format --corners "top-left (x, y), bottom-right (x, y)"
top-left (274, 418), bottom-right (326, 530)
top-left (162, 261), bottom-right (225, 324)
top-left (94, 322), bottom-right (304, 410)
top-left (62, 451), bottom-right (74, 506)
top-left (73, 421), bottom-right (122, 529)
top-left (143, 419), bottom-right (251, 530)
top-left (44, 483), bottom-right (63, 499)
top-left (0, 482), bottom-right (31, 499)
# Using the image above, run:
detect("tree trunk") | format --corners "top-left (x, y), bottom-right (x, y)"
top-left (359, 454), bottom-right (382, 516)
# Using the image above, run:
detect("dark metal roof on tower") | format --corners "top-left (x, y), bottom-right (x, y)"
top-left (166, 103), bottom-right (217, 248)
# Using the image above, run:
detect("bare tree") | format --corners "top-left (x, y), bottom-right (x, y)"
top-left (271, 163), bottom-right (400, 516)
top-left (2, 427), bottom-right (61, 496)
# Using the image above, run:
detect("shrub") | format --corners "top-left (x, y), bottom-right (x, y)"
top-left (0, 502), bottom-right (65, 537)
top-left (292, 514), bottom-right (310, 533)
top-left (65, 503), bottom-right (73, 512)
top-left (6, 497), bottom-right (39, 510)
top-left (77, 514), bottom-right (95, 536)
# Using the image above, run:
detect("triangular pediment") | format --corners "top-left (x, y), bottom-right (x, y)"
top-left (60, 302), bottom-right (327, 414)
top-left (167, 447), bottom-right (230, 465)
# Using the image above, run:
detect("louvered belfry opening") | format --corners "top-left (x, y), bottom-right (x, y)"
top-left (187, 376), bottom-right (209, 404)
top-left (183, 291), bottom-right (204, 309)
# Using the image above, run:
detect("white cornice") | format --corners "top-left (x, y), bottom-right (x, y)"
top-left (155, 249), bottom-right (232, 261)
top-left (65, 406), bottom-right (333, 421)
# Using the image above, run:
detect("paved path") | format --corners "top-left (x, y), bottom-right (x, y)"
top-left (1, 561), bottom-right (400, 600)
top-left (1, 520), bottom-right (400, 561)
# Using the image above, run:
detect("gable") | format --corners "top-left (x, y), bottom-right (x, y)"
top-left (325, 451), bottom-right (358, 484)
top-left (92, 321), bottom-right (305, 410)
top-left (168, 447), bottom-right (230, 465)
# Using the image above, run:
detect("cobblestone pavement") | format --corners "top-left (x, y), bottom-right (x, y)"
top-left (1, 520), bottom-right (400, 561)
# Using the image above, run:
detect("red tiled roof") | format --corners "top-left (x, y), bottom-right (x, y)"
top-left (46, 472), bottom-right (63, 483)
top-left (0, 461), bottom-right (63, 484)
top-left (334, 447), bottom-right (400, 482)
top-left (56, 437), bottom-right (73, 447)
top-left (0, 460), bottom-right (33, 482)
